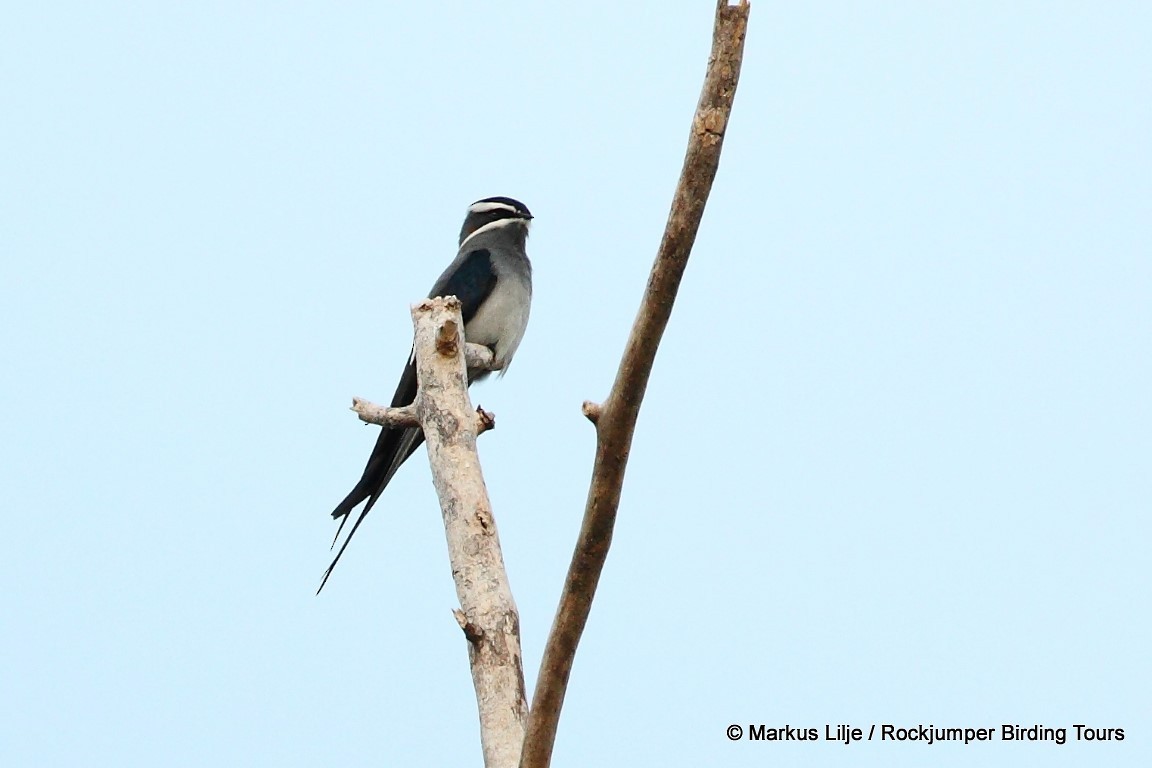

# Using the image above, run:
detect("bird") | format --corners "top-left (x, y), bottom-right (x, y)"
top-left (319, 196), bottom-right (534, 592)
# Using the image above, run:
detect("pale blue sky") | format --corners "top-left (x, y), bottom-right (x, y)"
top-left (2, 2), bottom-right (1149, 767)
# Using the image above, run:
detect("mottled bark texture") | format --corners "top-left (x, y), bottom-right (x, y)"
top-left (412, 297), bottom-right (527, 768)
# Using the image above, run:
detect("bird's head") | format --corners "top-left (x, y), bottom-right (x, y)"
top-left (459, 196), bottom-right (533, 247)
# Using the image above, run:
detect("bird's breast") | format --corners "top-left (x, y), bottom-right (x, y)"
top-left (464, 272), bottom-right (531, 370)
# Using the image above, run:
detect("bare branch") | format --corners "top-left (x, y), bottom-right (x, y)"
top-left (351, 398), bottom-right (420, 428)
top-left (580, 401), bottom-right (602, 425)
top-left (352, 398), bottom-right (495, 436)
top-left (520, 3), bottom-right (751, 767)
top-left (412, 297), bottom-right (527, 768)
top-left (465, 341), bottom-right (497, 372)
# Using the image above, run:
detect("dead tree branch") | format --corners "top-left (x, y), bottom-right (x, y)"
top-left (350, 341), bottom-right (496, 431)
top-left (410, 297), bottom-right (528, 768)
top-left (520, 3), bottom-right (751, 767)
top-left (350, 399), bottom-right (420, 429)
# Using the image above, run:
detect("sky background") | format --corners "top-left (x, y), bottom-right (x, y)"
top-left (2, 2), bottom-right (1149, 766)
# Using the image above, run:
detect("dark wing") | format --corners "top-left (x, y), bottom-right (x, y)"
top-left (318, 249), bottom-right (497, 592)
top-left (429, 248), bottom-right (497, 323)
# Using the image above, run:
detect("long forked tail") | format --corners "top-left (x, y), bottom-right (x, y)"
top-left (317, 495), bottom-right (382, 594)
top-left (317, 428), bottom-right (425, 593)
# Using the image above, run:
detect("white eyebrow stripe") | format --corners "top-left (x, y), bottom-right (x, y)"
top-left (468, 201), bottom-right (520, 215)
top-left (459, 216), bottom-right (527, 250)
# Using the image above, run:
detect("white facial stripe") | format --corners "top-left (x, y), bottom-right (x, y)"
top-left (459, 216), bottom-right (528, 249)
top-left (468, 201), bottom-right (520, 215)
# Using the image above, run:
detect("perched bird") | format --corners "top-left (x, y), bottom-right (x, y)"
top-left (319, 196), bottom-right (534, 592)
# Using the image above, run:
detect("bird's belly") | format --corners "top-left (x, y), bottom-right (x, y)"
top-left (464, 279), bottom-right (531, 370)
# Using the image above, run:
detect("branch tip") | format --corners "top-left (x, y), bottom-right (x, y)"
top-left (464, 342), bottom-right (497, 372)
top-left (436, 318), bottom-right (461, 356)
top-left (475, 406), bottom-right (496, 434)
top-left (350, 398), bottom-right (421, 428)
top-left (453, 608), bottom-right (485, 644)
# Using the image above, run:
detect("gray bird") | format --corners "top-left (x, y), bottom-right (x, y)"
top-left (320, 196), bottom-right (533, 591)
